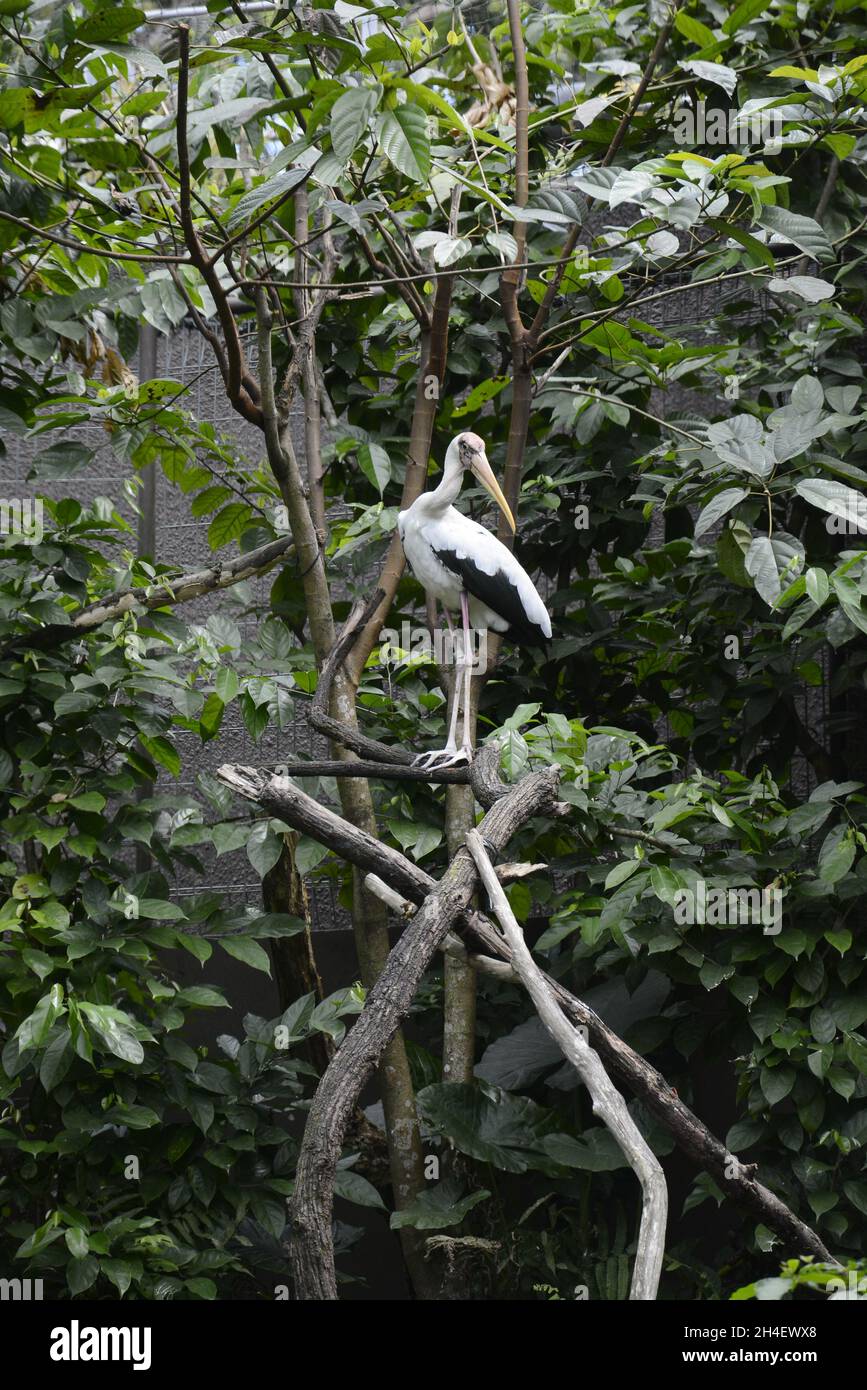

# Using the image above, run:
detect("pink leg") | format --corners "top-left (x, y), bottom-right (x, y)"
top-left (412, 599), bottom-right (472, 768)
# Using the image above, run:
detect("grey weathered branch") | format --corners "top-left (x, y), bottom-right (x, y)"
top-left (467, 829), bottom-right (667, 1300)
top-left (1, 533), bottom-right (296, 656)
top-left (215, 760), bottom-right (836, 1266)
top-left (364, 872), bottom-right (517, 981)
top-left (286, 763), bottom-right (562, 1298)
top-left (268, 758), bottom-right (473, 786)
top-left (365, 866), bottom-right (515, 988)
top-left (75, 535), bottom-right (294, 627)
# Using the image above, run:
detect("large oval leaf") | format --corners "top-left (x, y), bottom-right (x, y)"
top-left (330, 86), bottom-right (377, 163)
top-left (378, 104), bottom-right (430, 180)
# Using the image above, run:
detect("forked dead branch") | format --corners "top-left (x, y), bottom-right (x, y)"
top-left (466, 828), bottom-right (667, 1301)
top-left (217, 754), bottom-right (835, 1293)
top-left (223, 761), bottom-right (564, 1299)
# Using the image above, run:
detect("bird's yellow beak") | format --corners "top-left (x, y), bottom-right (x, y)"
top-left (472, 455), bottom-right (516, 535)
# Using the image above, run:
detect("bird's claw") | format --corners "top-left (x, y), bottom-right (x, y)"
top-left (413, 746), bottom-right (474, 771)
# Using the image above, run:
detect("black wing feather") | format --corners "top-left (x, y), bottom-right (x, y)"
top-left (432, 546), bottom-right (548, 649)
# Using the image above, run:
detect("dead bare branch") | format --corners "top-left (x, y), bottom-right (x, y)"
top-left (285, 763), bottom-right (562, 1297)
top-left (467, 829), bottom-right (668, 1300)
top-left (215, 761), bottom-right (836, 1267)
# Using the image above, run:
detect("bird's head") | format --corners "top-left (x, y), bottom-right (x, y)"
top-left (451, 432), bottom-right (516, 534)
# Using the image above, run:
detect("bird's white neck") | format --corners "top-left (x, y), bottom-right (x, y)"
top-left (427, 438), bottom-right (464, 514)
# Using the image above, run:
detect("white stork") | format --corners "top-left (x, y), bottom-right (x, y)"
top-left (398, 431), bottom-right (552, 769)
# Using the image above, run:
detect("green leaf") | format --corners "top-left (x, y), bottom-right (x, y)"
top-left (137, 898), bottom-right (186, 920)
top-left (246, 822), bottom-right (284, 878)
top-left (68, 791), bottom-right (106, 812)
top-left (723, 0), bottom-right (772, 35)
top-left (823, 132), bottom-right (857, 159)
top-left (219, 935), bottom-right (271, 973)
top-left (29, 442), bottom-right (95, 479)
top-left (825, 927), bottom-right (852, 956)
top-left (680, 60), bottom-right (738, 95)
top-left (244, 912), bottom-right (305, 939)
top-left (390, 1179), bottom-right (490, 1230)
top-left (843, 1181), bottom-right (867, 1217)
top-left (39, 1030), bottom-right (73, 1091)
top-left (768, 275), bottom-right (836, 303)
top-left (138, 734), bottom-right (181, 776)
top-left (294, 835), bottom-right (330, 877)
top-left (195, 1061), bottom-right (235, 1095)
top-left (795, 478), bottom-right (863, 527)
top-left (22, 948), bottom-right (56, 981)
top-left (67, 1254), bottom-right (99, 1296)
top-left (695, 487), bottom-right (748, 538)
top-left (78, 1003), bottom-right (145, 1064)
top-left (475, 1017), bottom-right (563, 1088)
top-left (199, 692), bottom-right (225, 741)
top-left (717, 519), bottom-right (752, 587)
top-left (333, 1168), bottom-right (387, 1210)
top-left (140, 277), bottom-right (187, 334)
top-left (541, 1129), bottom-right (629, 1172)
top-left (818, 828), bottom-right (855, 884)
top-left (357, 442), bottom-right (391, 495)
top-left (650, 865), bottom-right (682, 906)
top-left (708, 219), bottom-right (775, 269)
top-left (16, 987), bottom-right (65, 1051)
top-left (748, 998), bottom-right (786, 1042)
top-left (65, 1227), bottom-right (89, 1259)
top-left (760, 1066), bottom-right (796, 1106)
top-left (208, 503), bottom-right (251, 550)
top-left (604, 858), bottom-right (643, 889)
top-left (186, 96), bottom-right (274, 146)
top-left (700, 960), bottom-right (735, 990)
top-left (675, 11), bottom-right (717, 46)
top-left (805, 567), bottom-right (830, 606)
top-left (186, 1276), bottom-right (217, 1300)
top-left (177, 986), bottom-right (229, 1009)
top-left (378, 104), bottom-right (430, 180)
top-left (77, 7), bottom-right (145, 41)
top-left (432, 235), bottom-right (472, 267)
top-left (215, 667), bottom-right (239, 704)
top-left (330, 86), bottom-right (377, 162)
top-left (417, 1083), bottom-right (560, 1174)
top-left (830, 995), bottom-right (867, 1032)
top-left (746, 534), bottom-right (803, 608)
top-left (94, 42), bottom-right (168, 79)
top-left (758, 206), bottom-right (834, 263)
top-left (227, 165), bottom-right (310, 231)
top-left (102, 1258), bottom-right (136, 1296)
top-left (727, 1117), bottom-right (765, 1150)
top-left (453, 376), bottom-right (510, 418)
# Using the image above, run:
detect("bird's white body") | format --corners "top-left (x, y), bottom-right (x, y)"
top-left (396, 432), bottom-right (552, 768)
top-left (398, 497), bottom-right (551, 642)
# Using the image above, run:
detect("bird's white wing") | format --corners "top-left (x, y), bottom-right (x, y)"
top-left (425, 508), bottom-right (552, 643)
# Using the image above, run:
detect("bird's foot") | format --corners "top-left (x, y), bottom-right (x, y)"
top-left (413, 744), bottom-right (474, 771)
